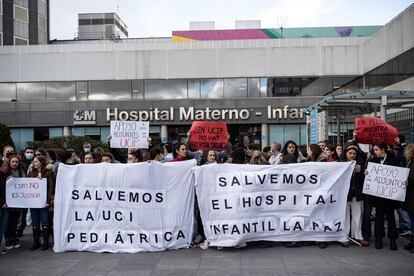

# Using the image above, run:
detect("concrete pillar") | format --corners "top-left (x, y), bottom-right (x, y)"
top-left (161, 125), bottom-right (168, 143)
top-left (261, 123), bottom-right (268, 148)
top-left (63, 126), bottom-right (70, 136)
top-left (380, 95), bottom-right (387, 121)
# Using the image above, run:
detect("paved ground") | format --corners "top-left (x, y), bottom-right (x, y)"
top-left (1, 234), bottom-right (413, 276)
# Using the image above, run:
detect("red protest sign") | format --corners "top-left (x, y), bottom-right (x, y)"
top-left (355, 117), bottom-right (398, 145)
top-left (189, 121), bottom-right (228, 151)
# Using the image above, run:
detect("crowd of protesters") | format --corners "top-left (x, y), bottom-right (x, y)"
top-left (0, 131), bottom-right (414, 254)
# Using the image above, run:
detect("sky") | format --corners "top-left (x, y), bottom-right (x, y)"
top-left (50, 0), bottom-right (414, 40)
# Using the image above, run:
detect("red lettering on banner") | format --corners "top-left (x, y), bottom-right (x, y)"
top-left (189, 121), bottom-right (228, 151)
top-left (354, 117), bottom-right (398, 145)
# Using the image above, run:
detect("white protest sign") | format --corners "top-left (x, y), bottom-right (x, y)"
top-left (192, 162), bottom-right (355, 246)
top-left (363, 162), bottom-right (409, 201)
top-left (110, 121), bottom-right (149, 149)
top-left (6, 178), bottom-right (47, 208)
top-left (53, 160), bottom-right (196, 253)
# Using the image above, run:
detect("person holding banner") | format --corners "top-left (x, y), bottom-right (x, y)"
top-left (0, 158), bottom-right (10, 255)
top-left (368, 142), bottom-right (400, 250)
top-left (4, 156), bottom-right (25, 250)
top-left (275, 140), bottom-right (305, 165)
top-left (341, 145), bottom-right (369, 247)
top-left (403, 144), bottom-right (414, 253)
top-left (27, 156), bottom-right (55, 250)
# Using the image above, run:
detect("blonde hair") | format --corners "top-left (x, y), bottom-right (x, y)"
top-left (405, 144), bottom-right (414, 161)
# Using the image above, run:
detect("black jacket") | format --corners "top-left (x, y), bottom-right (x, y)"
top-left (0, 170), bottom-right (8, 207)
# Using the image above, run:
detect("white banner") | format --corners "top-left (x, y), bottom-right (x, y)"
top-left (363, 162), bottom-right (409, 201)
top-left (6, 178), bottom-right (47, 208)
top-left (110, 121), bottom-right (149, 149)
top-left (193, 162), bottom-right (355, 246)
top-left (53, 160), bottom-right (196, 253)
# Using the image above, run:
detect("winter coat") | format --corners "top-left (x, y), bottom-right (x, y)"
top-left (0, 170), bottom-right (7, 207)
top-left (347, 164), bottom-right (365, 202)
top-left (28, 167), bottom-right (55, 206)
top-left (403, 160), bottom-right (414, 213)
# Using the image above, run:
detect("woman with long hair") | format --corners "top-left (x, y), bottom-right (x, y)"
top-left (324, 145), bottom-right (339, 162)
top-left (306, 144), bottom-right (327, 162)
top-left (27, 156), bottom-right (55, 250)
top-left (340, 145), bottom-right (369, 247)
top-left (170, 143), bottom-right (188, 162)
top-left (4, 156), bottom-right (25, 250)
top-left (276, 140), bottom-right (305, 164)
top-left (403, 144), bottom-right (414, 253)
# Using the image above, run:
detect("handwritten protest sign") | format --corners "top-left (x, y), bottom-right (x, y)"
top-left (355, 117), bottom-right (398, 145)
top-left (363, 162), bottom-right (409, 201)
top-left (189, 121), bottom-right (228, 151)
top-left (6, 178), bottom-right (47, 208)
top-left (110, 121), bottom-right (149, 149)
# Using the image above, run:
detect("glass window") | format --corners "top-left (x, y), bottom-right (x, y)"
top-left (224, 78), bottom-right (247, 98)
top-left (0, 83), bottom-right (16, 101)
top-left (38, 16), bottom-right (46, 32)
top-left (78, 19), bottom-right (91, 26)
top-left (17, 83), bottom-right (46, 101)
top-left (188, 80), bottom-right (200, 99)
top-left (76, 82), bottom-right (88, 101)
top-left (14, 36), bottom-right (28, 45)
top-left (46, 82), bottom-right (76, 101)
top-left (248, 78), bottom-right (260, 97)
top-left (34, 127), bottom-right (49, 141)
top-left (14, 5), bottom-right (28, 23)
top-left (269, 124), bottom-right (306, 146)
top-left (72, 127), bottom-right (85, 137)
top-left (145, 80), bottom-right (187, 100)
top-left (10, 128), bottom-right (34, 151)
top-left (201, 79), bottom-right (223, 99)
top-left (49, 128), bottom-right (63, 138)
top-left (85, 127), bottom-right (100, 136)
top-left (100, 127), bottom-right (110, 143)
top-left (132, 80), bottom-right (144, 100)
top-left (260, 78), bottom-right (268, 97)
top-left (89, 80), bottom-right (131, 101)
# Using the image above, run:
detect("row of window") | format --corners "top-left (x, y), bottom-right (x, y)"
top-left (0, 2), bottom-right (47, 46)
top-left (0, 78), bottom-right (268, 102)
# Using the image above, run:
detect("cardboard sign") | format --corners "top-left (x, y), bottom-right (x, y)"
top-left (110, 121), bottom-right (149, 149)
top-left (355, 117), bottom-right (398, 145)
top-left (6, 178), bottom-right (47, 208)
top-left (363, 162), bottom-right (409, 201)
top-left (189, 121), bottom-right (228, 151)
top-left (192, 162), bottom-right (355, 246)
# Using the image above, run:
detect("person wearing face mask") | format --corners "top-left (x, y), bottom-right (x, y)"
top-left (22, 147), bottom-right (34, 173)
top-left (80, 142), bottom-right (92, 163)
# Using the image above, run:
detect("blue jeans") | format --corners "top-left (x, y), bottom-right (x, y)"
top-left (396, 208), bottom-right (411, 230)
top-left (30, 208), bottom-right (49, 228)
top-left (0, 208), bottom-right (9, 245)
top-left (409, 212), bottom-right (414, 233)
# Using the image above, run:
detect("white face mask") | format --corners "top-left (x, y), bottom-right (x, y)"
top-left (84, 147), bottom-right (91, 153)
top-left (25, 153), bottom-right (34, 161)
